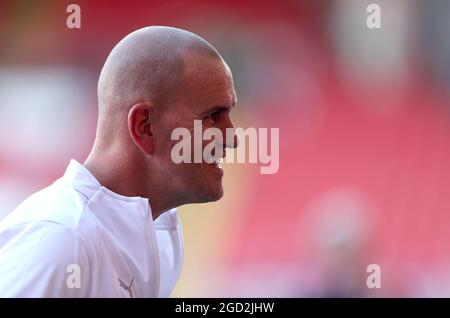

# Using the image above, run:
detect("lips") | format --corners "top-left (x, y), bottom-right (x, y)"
top-left (206, 160), bottom-right (223, 175)
top-left (204, 153), bottom-right (224, 174)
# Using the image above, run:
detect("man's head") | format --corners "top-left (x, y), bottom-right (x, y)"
top-left (91, 26), bottom-right (237, 214)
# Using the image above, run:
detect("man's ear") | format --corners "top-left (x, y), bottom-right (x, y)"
top-left (128, 103), bottom-right (155, 155)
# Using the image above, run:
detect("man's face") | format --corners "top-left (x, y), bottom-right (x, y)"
top-left (156, 54), bottom-right (237, 205)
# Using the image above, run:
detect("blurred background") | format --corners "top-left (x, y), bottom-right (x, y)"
top-left (2, 0), bottom-right (450, 297)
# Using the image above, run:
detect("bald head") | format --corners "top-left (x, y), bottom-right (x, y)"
top-left (96, 26), bottom-right (223, 138)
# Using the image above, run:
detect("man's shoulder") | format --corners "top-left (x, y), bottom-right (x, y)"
top-left (0, 215), bottom-right (91, 297)
top-left (0, 178), bottom-right (90, 232)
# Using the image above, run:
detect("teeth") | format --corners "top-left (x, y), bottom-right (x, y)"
top-left (206, 157), bottom-right (223, 165)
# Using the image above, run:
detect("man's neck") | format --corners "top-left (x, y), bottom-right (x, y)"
top-left (83, 153), bottom-right (166, 220)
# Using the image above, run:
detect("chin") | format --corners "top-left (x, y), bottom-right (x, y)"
top-left (210, 188), bottom-right (224, 201)
top-left (196, 184), bottom-right (224, 203)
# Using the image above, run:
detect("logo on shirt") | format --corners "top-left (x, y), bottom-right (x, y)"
top-left (118, 276), bottom-right (134, 298)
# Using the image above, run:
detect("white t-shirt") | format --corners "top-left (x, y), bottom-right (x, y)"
top-left (0, 160), bottom-right (184, 297)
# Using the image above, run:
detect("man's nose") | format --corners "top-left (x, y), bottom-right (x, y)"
top-left (224, 118), bottom-right (238, 149)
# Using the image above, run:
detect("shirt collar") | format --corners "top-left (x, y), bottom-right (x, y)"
top-left (62, 159), bottom-right (100, 200)
top-left (61, 159), bottom-right (178, 224)
top-left (62, 159), bottom-right (147, 205)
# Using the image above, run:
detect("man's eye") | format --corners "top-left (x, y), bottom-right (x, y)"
top-left (205, 112), bottom-right (220, 122)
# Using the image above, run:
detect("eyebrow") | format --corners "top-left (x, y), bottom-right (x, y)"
top-left (202, 104), bottom-right (233, 116)
top-left (201, 96), bottom-right (237, 116)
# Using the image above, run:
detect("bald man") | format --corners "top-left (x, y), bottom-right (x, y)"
top-left (0, 26), bottom-right (237, 297)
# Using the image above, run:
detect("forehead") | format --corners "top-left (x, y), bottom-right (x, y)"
top-left (181, 53), bottom-right (236, 108)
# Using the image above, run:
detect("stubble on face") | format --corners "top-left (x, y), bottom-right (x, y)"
top-left (161, 52), bottom-right (236, 204)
